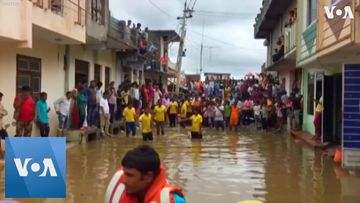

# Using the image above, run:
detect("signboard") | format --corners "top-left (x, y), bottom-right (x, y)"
top-left (343, 64), bottom-right (360, 168)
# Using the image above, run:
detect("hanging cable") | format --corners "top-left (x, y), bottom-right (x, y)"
top-left (147, 0), bottom-right (175, 18)
top-left (191, 0), bottom-right (198, 10)
top-left (189, 30), bottom-right (263, 51)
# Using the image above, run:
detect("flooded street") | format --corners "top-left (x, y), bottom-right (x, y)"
top-left (1, 127), bottom-right (360, 203)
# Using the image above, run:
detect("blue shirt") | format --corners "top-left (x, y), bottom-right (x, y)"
top-left (173, 193), bottom-right (186, 203)
top-left (36, 100), bottom-right (49, 124)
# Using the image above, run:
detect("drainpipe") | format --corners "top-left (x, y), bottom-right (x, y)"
top-left (64, 45), bottom-right (70, 91)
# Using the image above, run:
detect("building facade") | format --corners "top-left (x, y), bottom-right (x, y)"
top-left (255, 0), bottom-right (360, 160)
top-left (0, 0), bottom-right (144, 136)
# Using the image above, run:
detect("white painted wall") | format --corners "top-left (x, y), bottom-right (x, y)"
top-left (0, 37), bottom-right (65, 136)
top-left (278, 70), bottom-right (292, 94)
top-left (68, 45), bottom-right (117, 90)
top-left (0, 39), bottom-right (118, 137)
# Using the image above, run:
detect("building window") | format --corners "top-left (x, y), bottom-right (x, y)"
top-left (105, 67), bottom-right (110, 90)
top-left (307, 72), bottom-right (315, 115)
top-left (94, 64), bottom-right (101, 83)
top-left (75, 59), bottom-right (89, 85)
top-left (91, 0), bottom-right (105, 25)
top-left (308, 0), bottom-right (317, 26)
top-left (50, 0), bottom-right (63, 15)
top-left (16, 55), bottom-right (42, 98)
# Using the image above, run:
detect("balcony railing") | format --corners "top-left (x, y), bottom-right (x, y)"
top-left (75, 5), bottom-right (85, 26)
top-left (253, 0), bottom-right (271, 37)
top-left (110, 17), bottom-right (139, 47)
top-left (30, 0), bottom-right (85, 26)
top-left (285, 21), bottom-right (296, 54)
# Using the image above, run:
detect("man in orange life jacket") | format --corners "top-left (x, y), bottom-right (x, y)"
top-left (105, 145), bottom-right (186, 203)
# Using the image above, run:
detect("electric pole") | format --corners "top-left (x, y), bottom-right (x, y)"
top-left (175, 1), bottom-right (193, 95)
top-left (199, 22), bottom-right (204, 78)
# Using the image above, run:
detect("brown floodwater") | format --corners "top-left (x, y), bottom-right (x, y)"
top-left (1, 127), bottom-right (360, 203)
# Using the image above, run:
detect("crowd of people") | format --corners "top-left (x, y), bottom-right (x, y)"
top-left (0, 73), bottom-right (305, 142)
top-left (180, 73), bottom-right (304, 135)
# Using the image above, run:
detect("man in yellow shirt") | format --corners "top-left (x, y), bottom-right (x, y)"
top-left (184, 97), bottom-right (192, 118)
top-left (168, 98), bottom-right (178, 128)
top-left (190, 109), bottom-right (203, 139)
top-left (180, 100), bottom-right (187, 128)
top-left (123, 103), bottom-right (137, 136)
top-left (139, 107), bottom-right (153, 141)
top-left (153, 100), bottom-right (167, 136)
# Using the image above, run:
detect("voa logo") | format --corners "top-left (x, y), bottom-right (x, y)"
top-left (324, 6), bottom-right (354, 19)
top-left (14, 158), bottom-right (58, 177)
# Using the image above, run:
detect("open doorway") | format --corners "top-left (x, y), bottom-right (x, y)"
top-left (318, 73), bottom-right (342, 144)
top-left (75, 59), bottom-right (89, 85)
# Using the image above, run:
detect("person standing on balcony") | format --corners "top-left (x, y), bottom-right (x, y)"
top-left (13, 86), bottom-right (35, 137)
top-left (160, 51), bottom-right (169, 72)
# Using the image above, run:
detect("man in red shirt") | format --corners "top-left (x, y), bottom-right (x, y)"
top-left (160, 51), bottom-right (168, 72)
top-left (13, 86), bottom-right (35, 137)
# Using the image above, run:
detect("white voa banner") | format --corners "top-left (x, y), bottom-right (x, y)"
top-left (343, 64), bottom-right (360, 168)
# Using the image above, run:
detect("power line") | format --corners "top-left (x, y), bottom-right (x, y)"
top-left (196, 10), bottom-right (251, 16)
top-left (191, 0), bottom-right (198, 10)
top-left (189, 30), bottom-right (263, 51)
top-left (194, 13), bottom-right (252, 19)
top-left (147, 0), bottom-right (175, 18)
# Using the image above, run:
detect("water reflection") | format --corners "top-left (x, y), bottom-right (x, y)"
top-left (0, 128), bottom-right (359, 203)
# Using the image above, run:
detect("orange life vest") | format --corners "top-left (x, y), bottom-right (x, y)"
top-left (105, 166), bottom-right (184, 203)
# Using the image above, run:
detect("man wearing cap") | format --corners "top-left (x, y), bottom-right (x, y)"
top-left (13, 86), bottom-right (35, 137)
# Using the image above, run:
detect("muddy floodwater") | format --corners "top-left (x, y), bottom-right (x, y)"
top-left (1, 127), bottom-right (360, 203)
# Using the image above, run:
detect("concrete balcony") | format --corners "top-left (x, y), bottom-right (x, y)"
top-left (107, 17), bottom-right (137, 51)
top-left (85, 0), bottom-right (110, 49)
top-left (254, 0), bottom-right (294, 39)
top-left (31, 0), bottom-right (86, 44)
top-left (0, 0), bottom-right (33, 48)
top-left (266, 21), bottom-right (297, 72)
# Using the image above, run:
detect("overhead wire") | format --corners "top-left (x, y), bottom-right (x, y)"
top-left (189, 30), bottom-right (263, 51)
top-left (191, 0), bottom-right (198, 10)
top-left (147, 0), bottom-right (176, 18)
